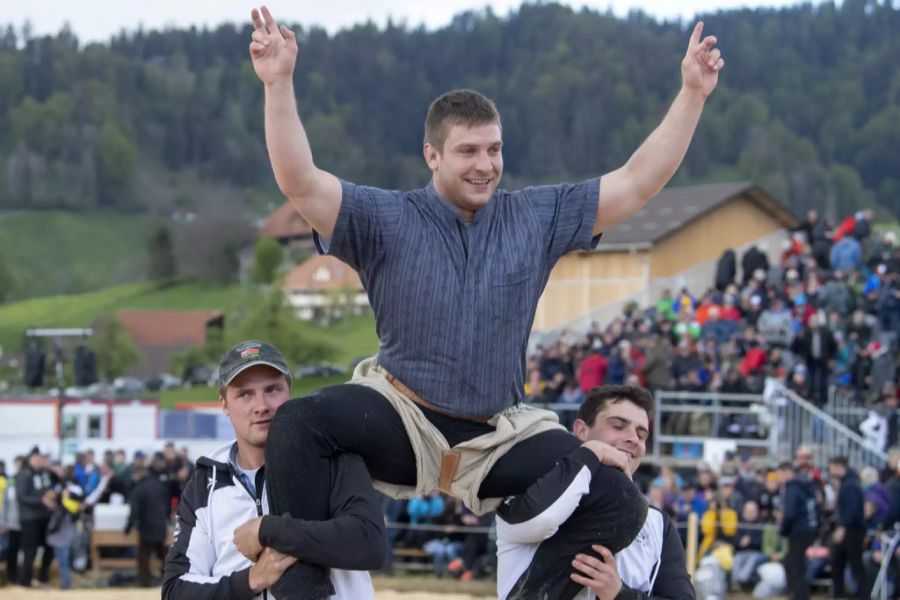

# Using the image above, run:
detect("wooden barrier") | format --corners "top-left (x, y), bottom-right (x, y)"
top-left (90, 529), bottom-right (173, 573)
top-left (391, 547), bottom-right (434, 572)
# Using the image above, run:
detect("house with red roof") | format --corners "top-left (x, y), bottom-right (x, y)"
top-left (282, 255), bottom-right (367, 322)
top-left (112, 309), bottom-right (224, 377)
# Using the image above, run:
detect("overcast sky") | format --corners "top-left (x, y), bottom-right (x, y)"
top-left (3, 0), bottom-right (817, 43)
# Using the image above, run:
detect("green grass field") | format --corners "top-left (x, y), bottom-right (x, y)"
top-left (0, 211), bottom-right (150, 299)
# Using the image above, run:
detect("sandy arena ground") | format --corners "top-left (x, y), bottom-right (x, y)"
top-left (0, 576), bottom-right (496, 599)
top-left (0, 589), bottom-right (494, 599)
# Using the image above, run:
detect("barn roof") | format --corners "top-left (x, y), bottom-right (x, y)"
top-left (259, 201), bottom-right (314, 241)
top-left (596, 182), bottom-right (800, 248)
top-left (115, 310), bottom-right (224, 347)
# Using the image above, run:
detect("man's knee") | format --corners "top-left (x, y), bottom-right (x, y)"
top-left (585, 465), bottom-right (648, 553)
top-left (272, 391), bottom-right (335, 429)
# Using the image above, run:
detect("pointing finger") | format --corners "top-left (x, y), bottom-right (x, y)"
top-left (261, 6), bottom-right (281, 37)
top-left (250, 8), bottom-right (265, 32)
top-left (689, 22), bottom-right (703, 49)
top-left (251, 30), bottom-right (269, 45)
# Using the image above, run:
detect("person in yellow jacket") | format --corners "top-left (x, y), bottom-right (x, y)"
top-left (698, 493), bottom-right (739, 567)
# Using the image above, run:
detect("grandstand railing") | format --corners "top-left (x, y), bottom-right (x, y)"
top-left (763, 379), bottom-right (888, 470)
top-left (826, 384), bottom-right (869, 432)
top-left (651, 390), bottom-right (776, 464)
top-left (650, 381), bottom-right (889, 471)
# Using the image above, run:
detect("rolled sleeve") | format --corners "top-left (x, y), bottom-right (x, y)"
top-left (313, 180), bottom-right (403, 273)
top-left (527, 177), bottom-right (602, 265)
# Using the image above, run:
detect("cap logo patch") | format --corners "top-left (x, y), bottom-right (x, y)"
top-left (240, 347), bottom-right (260, 360)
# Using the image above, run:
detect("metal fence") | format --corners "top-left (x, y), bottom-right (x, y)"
top-left (764, 379), bottom-right (888, 471)
top-left (652, 390), bottom-right (776, 464)
top-left (826, 384), bottom-right (870, 432)
top-left (649, 380), bottom-right (889, 471)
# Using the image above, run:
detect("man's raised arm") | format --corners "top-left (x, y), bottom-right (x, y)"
top-left (250, 6), bottom-right (342, 239)
top-left (593, 22), bottom-right (725, 236)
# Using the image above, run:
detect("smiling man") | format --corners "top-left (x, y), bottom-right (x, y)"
top-left (248, 4), bottom-right (725, 597)
top-left (162, 341), bottom-right (384, 600)
top-left (495, 386), bottom-right (695, 600)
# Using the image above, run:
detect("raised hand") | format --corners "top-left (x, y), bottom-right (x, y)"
top-left (249, 6), bottom-right (298, 86)
top-left (681, 22), bottom-right (724, 98)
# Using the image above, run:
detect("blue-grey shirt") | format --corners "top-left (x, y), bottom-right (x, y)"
top-left (316, 179), bottom-right (601, 417)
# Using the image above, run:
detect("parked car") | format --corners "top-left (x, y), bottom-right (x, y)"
top-left (183, 364), bottom-right (216, 388)
top-left (145, 373), bottom-right (183, 391)
top-left (112, 377), bottom-right (145, 396)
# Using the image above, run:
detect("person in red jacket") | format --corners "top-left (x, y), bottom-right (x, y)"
top-left (739, 339), bottom-right (767, 377)
top-left (579, 342), bottom-right (609, 393)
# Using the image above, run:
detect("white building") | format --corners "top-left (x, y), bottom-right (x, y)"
top-left (283, 255), bottom-right (368, 322)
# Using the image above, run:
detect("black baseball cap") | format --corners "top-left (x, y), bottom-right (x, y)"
top-left (217, 341), bottom-right (291, 387)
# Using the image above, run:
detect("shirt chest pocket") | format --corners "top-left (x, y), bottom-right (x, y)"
top-left (490, 269), bottom-right (531, 321)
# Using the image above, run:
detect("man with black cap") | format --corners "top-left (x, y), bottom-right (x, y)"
top-left (15, 444), bottom-right (57, 587)
top-left (162, 341), bottom-right (384, 599)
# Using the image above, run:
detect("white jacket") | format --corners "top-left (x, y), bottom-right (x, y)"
top-left (162, 441), bottom-right (382, 600)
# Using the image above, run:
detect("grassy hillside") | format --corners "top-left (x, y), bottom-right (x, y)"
top-left (0, 282), bottom-right (250, 351)
top-left (0, 211), bottom-right (150, 299)
top-left (0, 280), bottom-right (379, 377)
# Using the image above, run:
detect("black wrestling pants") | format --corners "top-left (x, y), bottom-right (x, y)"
top-left (265, 384), bottom-right (640, 599)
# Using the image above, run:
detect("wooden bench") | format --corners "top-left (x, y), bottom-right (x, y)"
top-left (90, 529), bottom-right (173, 573)
top-left (391, 547), bottom-right (435, 572)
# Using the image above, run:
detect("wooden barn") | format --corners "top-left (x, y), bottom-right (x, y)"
top-left (533, 182), bottom-right (800, 332)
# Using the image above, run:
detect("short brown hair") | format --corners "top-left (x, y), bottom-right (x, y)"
top-left (424, 89), bottom-right (501, 152)
top-left (576, 385), bottom-right (654, 427)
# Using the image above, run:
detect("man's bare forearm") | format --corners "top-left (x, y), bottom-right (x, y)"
top-left (264, 79), bottom-right (319, 197)
top-left (623, 87), bottom-right (706, 201)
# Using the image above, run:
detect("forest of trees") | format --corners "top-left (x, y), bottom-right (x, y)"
top-left (0, 0), bottom-right (898, 220)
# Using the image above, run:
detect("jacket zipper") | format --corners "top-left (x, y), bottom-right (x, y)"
top-left (253, 470), bottom-right (266, 600)
top-left (233, 465), bottom-right (268, 600)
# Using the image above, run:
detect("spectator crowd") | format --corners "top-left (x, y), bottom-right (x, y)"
top-left (0, 442), bottom-right (193, 589)
top-left (527, 210), bottom-right (899, 443)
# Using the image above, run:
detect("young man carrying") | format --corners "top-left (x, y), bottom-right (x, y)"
top-left (248, 5), bottom-right (725, 597)
top-left (162, 341), bottom-right (385, 599)
top-left (495, 386), bottom-right (695, 600)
